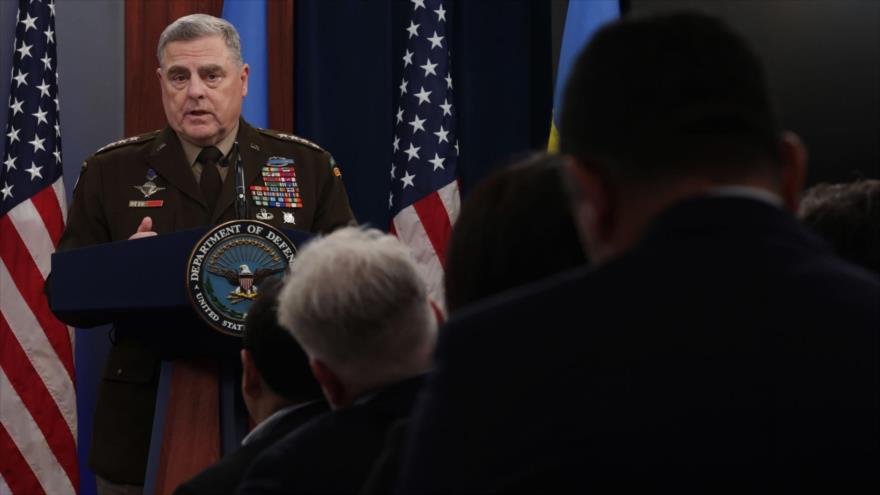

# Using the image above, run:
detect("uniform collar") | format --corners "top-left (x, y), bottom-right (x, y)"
top-left (179, 120), bottom-right (241, 166)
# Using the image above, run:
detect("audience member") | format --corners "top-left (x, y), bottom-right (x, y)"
top-left (798, 179), bottom-right (880, 273)
top-left (172, 280), bottom-right (327, 495)
top-left (359, 154), bottom-right (588, 494)
top-left (444, 153), bottom-right (588, 313)
top-left (398, 12), bottom-right (880, 492)
top-left (237, 227), bottom-right (437, 495)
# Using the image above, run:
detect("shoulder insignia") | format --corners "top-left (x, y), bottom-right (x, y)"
top-left (329, 155), bottom-right (342, 177)
top-left (258, 128), bottom-right (325, 153)
top-left (95, 130), bottom-right (161, 155)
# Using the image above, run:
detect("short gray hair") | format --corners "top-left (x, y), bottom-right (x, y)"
top-left (157, 14), bottom-right (243, 66)
top-left (277, 227), bottom-right (436, 386)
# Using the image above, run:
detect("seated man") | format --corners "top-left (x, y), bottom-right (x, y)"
top-left (237, 227), bottom-right (437, 494)
top-left (172, 280), bottom-right (328, 495)
top-left (398, 12), bottom-right (880, 493)
top-left (444, 152), bottom-right (588, 313)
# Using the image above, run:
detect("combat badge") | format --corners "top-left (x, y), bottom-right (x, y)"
top-left (255, 208), bottom-right (274, 221)
top-left (266, 156), bottom-right (295, 167)
top-left (134, 168), bottom-right (165, 199)
top-left (186, 220), bottom-right (297, 337)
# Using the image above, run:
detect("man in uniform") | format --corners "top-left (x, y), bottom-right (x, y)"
top-left (57, 13), bottom-right (354, 494)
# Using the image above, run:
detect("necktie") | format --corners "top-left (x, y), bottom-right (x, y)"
top-left (198, 146), bottom-right (224, 213)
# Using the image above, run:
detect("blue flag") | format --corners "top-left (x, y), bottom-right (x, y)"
top-left (222, 0), bottom-right (268, 128)
top-left (548, 0), bottom-right (620, 151)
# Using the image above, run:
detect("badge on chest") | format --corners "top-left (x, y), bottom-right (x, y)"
top-left (130, 168), bottom-right (165, 207)
top-left (249, 157), bottom-right (303, 209)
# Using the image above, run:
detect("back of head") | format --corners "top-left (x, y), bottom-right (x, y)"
top-left (798, 179), bottom-right (880, 274)
top-left (445, 153), bottom-right (588, 313)
top-left (278, 227), bottom-right (436, 390)
top-left (560, 12), bottom-right (781, 182)
top-left (243, 279), bottom-right (322, 401)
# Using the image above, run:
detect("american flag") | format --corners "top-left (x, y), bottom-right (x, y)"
top-left (1, 1), bottom-right (79, 494)
top-left (389, 0), bottom-right (460, 310)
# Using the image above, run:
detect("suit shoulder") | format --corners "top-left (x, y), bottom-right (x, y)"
top-left (257, 128), bottom-right (326, 154)
top-left (94, 130), bottom-right (161, 156)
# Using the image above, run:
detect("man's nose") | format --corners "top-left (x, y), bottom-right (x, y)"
top-left (187, 76), bottom-right (206, 98)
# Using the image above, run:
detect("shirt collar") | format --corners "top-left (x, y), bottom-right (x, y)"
top-left (707, 185), bottom-right (784, 208)
top-left (179, 120), bottom-right (240, 166)
top-left (241, 399), bottom-right (320, 446)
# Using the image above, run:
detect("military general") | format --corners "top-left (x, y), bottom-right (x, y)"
top-left (57, 13), bottom-right (354, 494)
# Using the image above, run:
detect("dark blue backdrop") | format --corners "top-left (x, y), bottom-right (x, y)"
top-left (293, 0), bottom-right (553, 229)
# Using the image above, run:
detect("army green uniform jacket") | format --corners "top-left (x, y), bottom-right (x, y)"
top-left (58, 120), bottom-right (354, 484)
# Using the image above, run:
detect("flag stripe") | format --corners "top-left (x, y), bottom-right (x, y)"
top-left (411, 190), bottom-right (453, 267)
top-left (436, 179), bottom-right (460, 225)
top-left (52, 179), bottom-right (67, 224)
top-left (393, 206), bottom-right (446, 306)
top-left (0, 263), bottom-right (76, 438)
top-left (0, 302), bottom-right (76, 442)
top-left (0, 473), bottom-right (14, 495)
top-left (0, 315), bottom-right (78, 488)
top-left (7, 191), bottom-right (58, 279)
top-left (0, 368), bottom-right (75, 495)
top-left (30, 180), bottom-right (65, 245)
top-left (0, 313), bottom-right (78, 443)
top-left (0, 424), bottom-right (46, 495)
top-left (0, 214), bottom-right (75, 381)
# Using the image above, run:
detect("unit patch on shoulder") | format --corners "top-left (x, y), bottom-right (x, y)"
top-left (258, 128), bottom-right (324, 153)
top-left (329, 155), bottom-right (342, 177)
top-left (95, 130), bottom-right (160, 155)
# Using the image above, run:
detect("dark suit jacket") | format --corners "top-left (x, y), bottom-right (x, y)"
top-left (57, 120), bottom-right (354, 484)
top-left (237, 376), bottom-right (425, 495)
top-left (172, 400), bottom-right (329, 495)
top-left (398, 197), bottom-right (880, 493)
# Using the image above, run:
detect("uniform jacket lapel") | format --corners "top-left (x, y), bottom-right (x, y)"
top-left (211, 120), bottom-right (269, 224)
top-left (146, 127), bottom-right (207, 210)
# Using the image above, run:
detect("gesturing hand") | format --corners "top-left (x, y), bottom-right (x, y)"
top-left (129, 216), bottom-right (158, 240)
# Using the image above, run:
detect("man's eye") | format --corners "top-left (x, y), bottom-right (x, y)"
top-left (170, 74), bottom-right (187, 83)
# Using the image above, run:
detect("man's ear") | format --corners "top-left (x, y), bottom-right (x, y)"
top-left (779, 131), bottom-right (808, 212)
top-left (240, 63), bottom-right (250, 97)
top-left (310, 358), bottom-right (347, 409)
top-left (563, 157), bottom-right (614, 260)
top-left (241, 349), bottom-right (261, 401)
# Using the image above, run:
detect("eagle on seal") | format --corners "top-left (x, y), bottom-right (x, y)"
top-left (208, 264), bottom-right (284, 301)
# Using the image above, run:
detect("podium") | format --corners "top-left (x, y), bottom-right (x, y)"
top-left (49, 226), bottom-right (311, 494)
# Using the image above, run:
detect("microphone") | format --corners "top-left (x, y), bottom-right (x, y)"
top-left (233, 141), bottom-right (248, 220)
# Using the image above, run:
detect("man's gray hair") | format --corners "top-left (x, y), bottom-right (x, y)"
top-left (157, 13), bottom-right (243, 66)
top-left (277, 227), bottom-right (436, 386)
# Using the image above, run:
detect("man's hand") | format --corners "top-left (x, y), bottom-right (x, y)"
top-left (129, 216), bottom-right (158, 240)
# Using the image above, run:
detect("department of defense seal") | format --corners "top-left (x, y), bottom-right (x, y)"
top-left (186, 220), bottom-right (297, 337)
